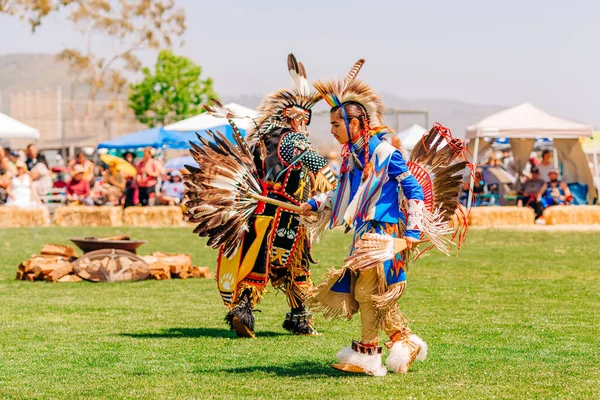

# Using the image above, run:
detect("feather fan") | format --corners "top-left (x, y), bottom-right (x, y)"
top-left (407, 123), bottom-right (472, 255)
top-left (184, 125), bottom-right (263, 259)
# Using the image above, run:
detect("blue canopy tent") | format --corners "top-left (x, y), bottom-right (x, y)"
top-left (492, 137), bottom-right (553, 150)
top-left (97, 125), bottom-right (245, 151)
top-left (97, 127), bottom-right (166, 150)
top-left (163, 125), bottom-right (244, 149)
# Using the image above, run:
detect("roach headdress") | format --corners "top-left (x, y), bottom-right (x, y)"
top-left (245, 53), bottom-right (322, 143)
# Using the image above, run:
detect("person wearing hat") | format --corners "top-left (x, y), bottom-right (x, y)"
top-left (157, 170), bottom-right (185, 206)
top-left (517, 166), bottom-right (545, 217)
top-left (68, 152), bottom-right (95, 183)
top-left (538, 168), bottom-right (572, 210)
top-left (5, 161), bottom-right (38, 208)
top-left (66, 164), bottom-right (93, 206)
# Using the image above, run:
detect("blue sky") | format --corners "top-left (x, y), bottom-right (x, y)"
top-left (1, 0), bottom-right (598, 125)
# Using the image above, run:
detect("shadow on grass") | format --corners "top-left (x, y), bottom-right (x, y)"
top-left (120, 327), bottom-right (286, 339)
top-left (220, 361), bottom-right (354, 378)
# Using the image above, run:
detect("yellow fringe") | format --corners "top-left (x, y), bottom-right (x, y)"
top-left (372, 262), bottom-right (408, 329)
top-left (305, 267), bottom-right (358, 320)
top-left (233, 281), bottom-right (266, 309)
top-left (314, 171), bottom-right (335, 194)
top-left (270, 229), bottom-right (314, 309)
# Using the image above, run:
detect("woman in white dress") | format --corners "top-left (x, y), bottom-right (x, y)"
top-left (6, 161), bottom-right (38, 209)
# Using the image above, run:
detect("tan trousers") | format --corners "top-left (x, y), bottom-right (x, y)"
top-left (355, 267), bottom-right (406, 344)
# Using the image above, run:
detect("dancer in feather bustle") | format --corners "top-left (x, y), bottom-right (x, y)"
top-left (299, 59), bottom-right (470, 375)
top-left (186, 54), bottom-right (336, 338)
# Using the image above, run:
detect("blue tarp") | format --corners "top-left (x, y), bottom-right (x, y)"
top-left (97, 127), bottom-right (166, 150)
top-left (493, 137), bottom-right (553, 148)
top-left (97, 125), bottom-right (245, 150)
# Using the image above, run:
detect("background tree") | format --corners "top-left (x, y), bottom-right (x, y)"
top-left (0, 0), bottom-right (56, 31)
top-left (1, 0), bottom-right (186, 114)
top-left (128, 50), bottom-right (217, 127)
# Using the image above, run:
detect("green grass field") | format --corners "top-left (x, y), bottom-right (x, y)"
top-left (0, 227), bottom-right (599, 399)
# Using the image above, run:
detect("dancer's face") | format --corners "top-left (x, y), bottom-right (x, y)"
top-left (329, 113), bottom-right (360, 145)
top-left (289, 118), bottom-right (307, 132)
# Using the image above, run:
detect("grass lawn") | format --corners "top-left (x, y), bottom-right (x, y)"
top-left (0, 227), bottom-right (599, 399)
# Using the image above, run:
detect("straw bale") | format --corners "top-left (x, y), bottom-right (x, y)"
top-left (122, 206), bottom-right (183, 226)
top-left (468, 206), bottom-right (535, 227)
top-left (543, 205), bottom-right (600, 225)
top-left (52, 206), bottom-right (123, 227)
top-left (0, 207), bottom-right (50, 227)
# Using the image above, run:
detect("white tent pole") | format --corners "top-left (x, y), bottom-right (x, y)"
top-left (593, 150), bottom-right (600, 200)
top-left (467, 137), bottom-right (480, 209)
top-left (553, 147), bottom-right (559, 169)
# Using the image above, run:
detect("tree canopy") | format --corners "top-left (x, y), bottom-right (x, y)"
top-left (128, 50), bottom-right (217, 127)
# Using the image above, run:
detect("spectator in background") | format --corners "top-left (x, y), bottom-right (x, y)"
top-left (538, 169), bottom-right (572, 210)
top-left (7, 150), bottom-right (19, 172)
top-left (25, 144), bottom-right (38, 171)
top-left (502, 150), bottom-right (517, 176)
top-left (6, 161), bottom-right (38, 208)
top-left (158, 170), bottom-right (185, 206)
top-left (0, 157), bottom-right (12, 204)
top-left (122, 152), bottom-right (138, 208)
top-left (103, 161), bottom-right (126, 205)
top-left (136, 147), bottom-right (162, 206)
top-left (517, 167), bottom-right (545, 217)
top-left (69, 152), bottom-right (95, 183)
top-left (66, 164), bottom-right (93, 206)
top-left (537, 150), bottom-right (553, 182)
top-left (30, 152), bottom-right (53, 201)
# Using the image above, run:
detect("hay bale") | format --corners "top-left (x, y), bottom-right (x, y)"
top-left (122, 206), bottom-right (183, 227)
top-left (0, 207), bottom-right (50, 227)
top-left (543, 206), bottom-right (600, 225)
top-left (468, 206), bottom-right (535, 227)
top-left (52, 206), bottom-right (123, 227)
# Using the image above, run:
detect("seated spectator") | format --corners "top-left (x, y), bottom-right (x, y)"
top-left (158, 170), bottom-right (185, 205)
top-left (69, 152), bottom-right (95, 183)
top-left (25, 144), bottom-right (38, 171)
top-left (6, 150), bottom-right (19, 172)
top-left (30, 152), bottom-right (53, 201)
top-left (5, 162), bottom-right (39, 209)
top-left (0, 157), bottom-right (12, 205)
top-left (102, 162), bottom-right (126, 205)
top-left (538, 169), bottom-right (572, 210)
top-left (460, 169), bottom-right (489, 206)
top-left (66, 165), bottom-right (93, 206)
top-left (122, 151), bottom-right (138, 208)
top-left (537, 150), bottom-right (553, 183)
top-left (517, 167), bottom-right (545, 217)
top-left (52, 167), bottom-right (68, 189)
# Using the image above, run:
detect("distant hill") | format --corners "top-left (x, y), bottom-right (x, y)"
top-left (225, 93), bottom-right (505, 149)
top-left (0, 53), bottom-right (506, 148)
top-left (0, 53), bottom-right (108, 114)
top-left (0, 54), bottom-right (74, 94)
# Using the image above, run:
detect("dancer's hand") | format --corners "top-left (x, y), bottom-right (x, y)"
top-left (299, 203), bottom-right (313, 216)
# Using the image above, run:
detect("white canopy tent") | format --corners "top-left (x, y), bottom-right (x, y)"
top-left (0, 112), bottom-right (40, 139)
top-left (396, 124), bottom-right (427, 152)
top-left (466, 103), bottom-right (596, 206)
top-left (164, 102), bottom-right (257, 132)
